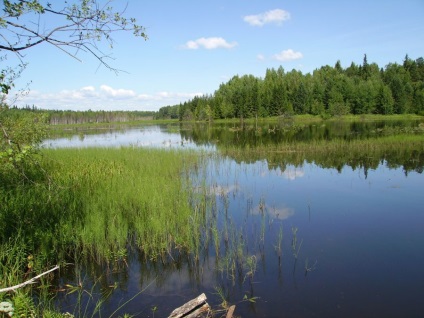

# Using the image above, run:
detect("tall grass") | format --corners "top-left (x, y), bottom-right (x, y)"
top-left (1, 147), bottom-right (204, 316)
top-left (43, 147), bottom-right (202, 262)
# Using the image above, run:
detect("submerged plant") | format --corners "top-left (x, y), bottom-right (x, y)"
top-left (291, 226), bottom-right (303, 259)
top-left (304, 258), bottom-right (317, 276)
top-left (274, 225), bottom-right (283, 258)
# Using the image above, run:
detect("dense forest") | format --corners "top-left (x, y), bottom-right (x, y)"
top-left (6, 106), bottom-right (156, 124)
top-left (156, 55), bottom-right (424, 120)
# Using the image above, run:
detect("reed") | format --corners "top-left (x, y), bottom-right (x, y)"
top-left (41, 147), bottom-right (202, 262)
top-left (0, 146), bottom-right (209, 316)
top-left (291, 226), bottom-right (302, 260)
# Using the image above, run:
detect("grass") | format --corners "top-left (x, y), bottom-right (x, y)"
top-left (0, 147), bottom-right (205, 316)
top-left (43, 147), bottom-right (202, 261)
top-left (208, 113), bottom-right (423, 125)
top-left (2, 117), bottom-right (423, 316)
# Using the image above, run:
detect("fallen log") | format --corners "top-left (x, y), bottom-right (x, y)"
top-left (168, 293), bottom-right (211, 318)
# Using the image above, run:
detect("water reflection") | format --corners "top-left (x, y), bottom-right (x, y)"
top-left (48, 121), bottom-right (424, 317)
top-left (55, 156), bottom-right (424, 317)
top-left (43, 125), bottom-right (215, 150)
top-left (250, 203), bottom-right (294, 220)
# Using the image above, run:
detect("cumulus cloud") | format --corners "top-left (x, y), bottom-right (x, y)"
top-left (182, 37), bottom-right (238, 50)
top-left (100, 85), bottom-right (136, 99)
top-left (272, 49), bottom-right (303, 61)
top-left (9, 86), bottom-right (203, 111)
top-left (244, 9), bottom-right (290, 27)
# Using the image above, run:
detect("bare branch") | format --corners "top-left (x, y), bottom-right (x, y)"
top-left (0, 0), bottom-right (147, 72)
top-left (0, 265), bottom-right (60, 293)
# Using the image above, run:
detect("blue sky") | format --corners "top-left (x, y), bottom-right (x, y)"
top-left (5, 0), bottom-right (424, 111)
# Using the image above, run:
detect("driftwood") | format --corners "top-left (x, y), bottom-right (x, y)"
top-left (168, 293), bottom-right (236, 318)
top-left (226, 305), bottom-right (235, 318)
top-left (0, 265), bottom-right (59, 293)
top-left (168, 293), bottom-right (211, 318)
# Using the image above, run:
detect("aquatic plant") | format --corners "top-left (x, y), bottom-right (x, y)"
top-left (291, 226), bottom-right (303, 260)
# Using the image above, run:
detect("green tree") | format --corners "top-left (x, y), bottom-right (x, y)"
top-left (361, 54), bottom-right (371, 80)
top-left (172, 54), bottom-right (422, 120)
top-left (328, 88), bottom-right (349, 116)
top-left (383, 63), bottom-right (413, 114)
top-left (375, 84), bottom-right (394, 114)
top-left (412, 83), bottom-right (424, 114)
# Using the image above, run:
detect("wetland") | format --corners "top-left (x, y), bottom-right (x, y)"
top-left (2, 117), bottom-right (424, 317)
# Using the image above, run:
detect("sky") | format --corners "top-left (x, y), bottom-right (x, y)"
top-left (3, 0), bottom-right (424, 111)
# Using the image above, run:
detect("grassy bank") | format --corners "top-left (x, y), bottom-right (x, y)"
top-left (210, 113), bottom-right (423, 125)
top-left (0, 147), bottom-right (205, 316)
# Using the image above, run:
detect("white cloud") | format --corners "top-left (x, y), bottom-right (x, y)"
top-left (282, 168), bottom-right (305, 180)
top-left (244, 9), bottom-right (290, 27)
top-left (8, 86), bottom-right (203, 111)
top-left (272, 49), bottom-right (303, 61)
top-left (100, 85), bottom-right (136, 99)
top-left (257, 54), bottom-right (265, 61)
top-left (182, 37), bottom-right (238, 50)
top-left (81, 86), bottom-right (95, 92)
top-left (251, 203), bottom-right (294, 220)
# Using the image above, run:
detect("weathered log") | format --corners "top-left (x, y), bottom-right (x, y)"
top-left (226, 305), bottom-right (236, 318)
top-left (168, 293), bottom-right (211, 318)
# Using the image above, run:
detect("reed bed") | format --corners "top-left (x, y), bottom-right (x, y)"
top-left (42, 147), bottom-right (203, 262)
top-left (1, 147), bottom-right (211, 316)
top-left (2, 124), bottom-right (423, 316)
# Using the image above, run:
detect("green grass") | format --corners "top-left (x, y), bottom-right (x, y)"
top-left (43, 147), bottom-right (202, 261)
top-left (0, 147), bottom-right (206, 316)
top-left (2, 121), bottom-right (423, 316)
top-left (197, 113), bottom-right (423, 125)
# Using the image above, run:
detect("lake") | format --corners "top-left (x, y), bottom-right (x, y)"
top-left (48, 120), bottom-right (424, 317)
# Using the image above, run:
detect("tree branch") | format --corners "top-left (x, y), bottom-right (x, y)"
top-left (0, 0), bottom-right (147, 72)
top-left (0, 265), bottom-right (59, 293)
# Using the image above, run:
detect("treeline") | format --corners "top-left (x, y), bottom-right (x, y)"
top-left (7, 106), bottom-right (156, 124)
top-left (156, 55), bottom-right (424, 120)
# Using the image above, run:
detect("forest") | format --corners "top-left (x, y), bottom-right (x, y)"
top-left (156, 55), bottom-right (424, 120)
top-left (6, 106), bottom-right (156, 124)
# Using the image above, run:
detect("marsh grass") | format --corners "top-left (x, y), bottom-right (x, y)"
top-left (43, 147), bottom-right (202, 262)
top-left (1, 146), bottom-right (205, 316)
top-left (4, 119), bottom-right (422, 316)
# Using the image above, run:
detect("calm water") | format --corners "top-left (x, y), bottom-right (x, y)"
top-left (51, 121), bottom-right (424, 317)
top-left (43, 125), bottom-right (214, 150)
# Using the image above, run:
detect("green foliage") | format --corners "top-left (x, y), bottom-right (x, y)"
top-left (0, 107), bottom-right (48, 183)
top-left (160, 55), bottom-right (424, 121)
top-left (11, 292), bottom-right (36, 318)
